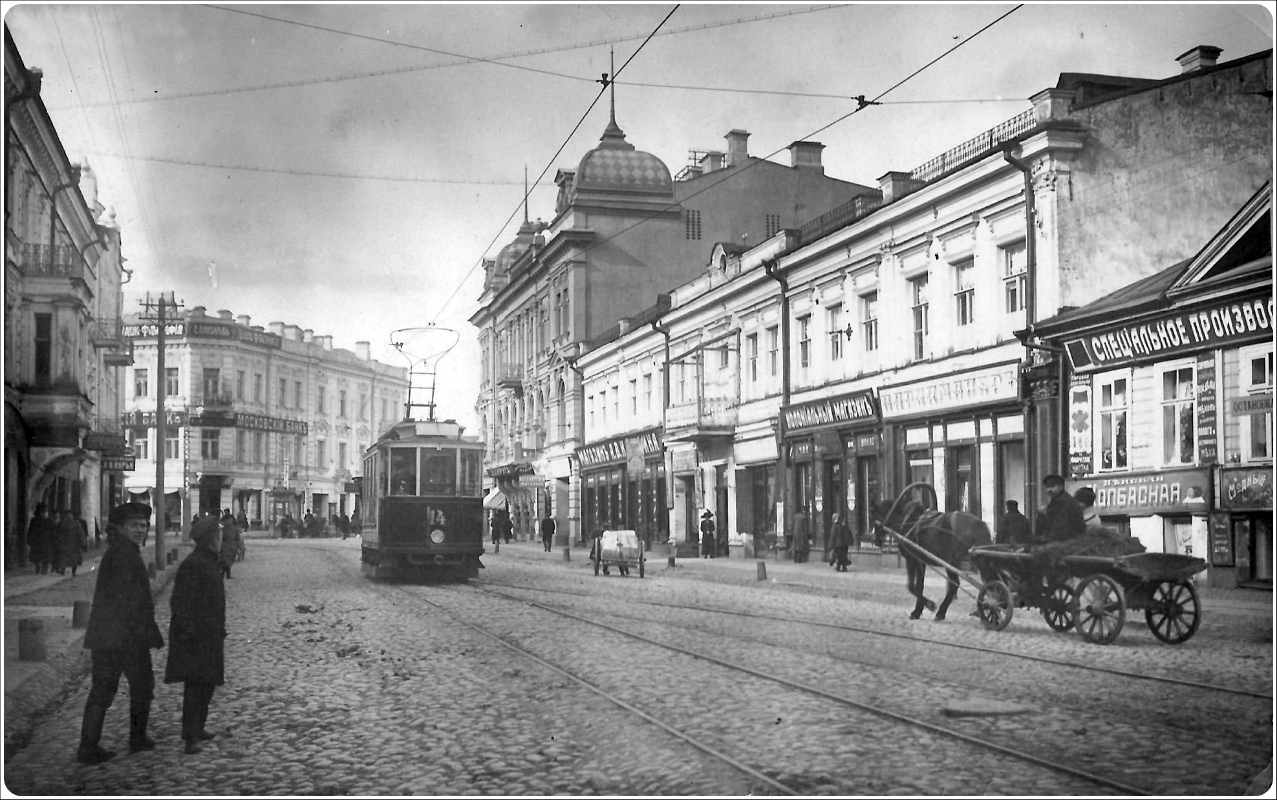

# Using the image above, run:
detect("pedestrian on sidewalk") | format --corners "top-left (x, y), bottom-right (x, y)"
top-left (218, 511), bottom-right (240, 580)
top-left (26, 504), bottom-right (53, 574)
top-left (540, 514), bottom-right (556, 552)
top-left (996, 500), bottom-right (1031, 546)
top-left (792, 508), bottom-right (811, 564)
top-left (77, 502), bottom-right (165, 766)
top-left (829, 512), bottom-right (854, 572)
top-left (700, 512), bottom-right (716, 558)
top-left (165, 515), bottom-right (227, 755)
top-left (56, 510), bottom-right (84, 577)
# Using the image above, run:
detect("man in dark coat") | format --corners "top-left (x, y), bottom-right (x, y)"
top-left (792, 508), bottom-right (812, 563)
top-left (997, 500), bottom-right (1032, 546)
top-left (26, 504), bottom-right (54, 574)
top-left (829, 512), bottom-right (855, 572)
top-left (56, 510), bottom-right (84, 575)
top-left (540, 514), bottom-right (556, 552)
top-left (1036, 474), bottom-right (1085, 543)
top-left (218, 511), bottom-right (240, 579)
top-left (165, 515), bottom-right (226, 755)
top-left (77, 502), bottom-right (165, 765)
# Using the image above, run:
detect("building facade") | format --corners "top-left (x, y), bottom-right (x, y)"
top-left (5, 27), bottom-right (132, 564)
top-left (471, 95), bottom-right (876, 543)
top-left (1037, 184), bottom-right (1272, 589)
top-left (121, 307), bottom-right (408, 531)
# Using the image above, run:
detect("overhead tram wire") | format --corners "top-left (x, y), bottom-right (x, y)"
top-left (62, 4), bottom-right (848, 110)
top-left (428, 3), bottom-right (1024, 323)
top-left (425, 5), bottom-right (681, 327)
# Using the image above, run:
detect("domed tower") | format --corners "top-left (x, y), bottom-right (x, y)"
top-left (570, 77), bottom-right (673, 208)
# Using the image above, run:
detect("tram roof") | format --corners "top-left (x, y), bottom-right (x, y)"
top-left (376, 417), bottom-right (479, 445)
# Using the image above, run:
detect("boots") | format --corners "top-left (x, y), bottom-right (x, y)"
top-left (129, 704), bottom-right (155, 753)
top-left (77, 702), bottom-right (116, 765)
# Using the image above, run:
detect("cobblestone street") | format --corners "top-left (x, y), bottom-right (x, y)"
top-left (4, 538), bottom-right (1272, 796)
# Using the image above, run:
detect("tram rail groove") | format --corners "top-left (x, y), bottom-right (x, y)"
top-left (471, 583), bottom-right (1154, 796)
top-left (477, 577), bottom-right (1271, 701)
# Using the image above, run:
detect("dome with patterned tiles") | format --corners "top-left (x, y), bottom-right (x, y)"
top-left (573, 102), bottom-right (672, 196)
top-left (495, 216), bottom-right (539, 275)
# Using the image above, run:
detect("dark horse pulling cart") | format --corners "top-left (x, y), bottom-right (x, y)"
top-left (969, 545), bottom-right (1206, 645)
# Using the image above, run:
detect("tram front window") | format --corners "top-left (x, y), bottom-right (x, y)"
top-left (391, 449), bottom-right (417, 495)
top-left (421, 451), bottom-right (457, 496)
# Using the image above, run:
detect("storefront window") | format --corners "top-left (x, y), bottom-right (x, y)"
top-left (947, 445), bottom-right (975, 515)
top-left (1097, 372), bottom-right (1129, 470)
top-left (1160, 365), bottom-right (1196, 465)
top-left (1243, 346), bottom-right (1273, 461)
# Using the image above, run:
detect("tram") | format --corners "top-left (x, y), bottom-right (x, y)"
top-left (359, 417), bottom-right (486, 580)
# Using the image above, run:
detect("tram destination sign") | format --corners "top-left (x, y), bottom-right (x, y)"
top-left (1063, 291), bottom-right (1272, 371)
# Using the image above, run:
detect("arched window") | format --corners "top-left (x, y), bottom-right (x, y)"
top-left (557, 378), bottom-right (567, 440)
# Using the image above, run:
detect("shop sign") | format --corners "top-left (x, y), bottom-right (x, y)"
top-left (789, 440), bottom-right (814, 461)
top-left (1209, 511), bottom-right (1234, 567)
top-left (577, 430), bottom-right (662, 469)
top-left (1230, 393), bottom-right (1273, 416)
top-left (783, 390), bottom-right (877, 431)
top-left (1063, 291), bottom-right (1273, 371)
top-left (84, 432), bottom-right (127, 452)
top-left (235, 412), bottom-right (308, 435)
top-left (123, 320), bottom-right (283, 349)
top-left (1066, 468), bottom-right (1210, 516)
top-left (121, 410), bottom-right (188, 428)
top-left (878, 362), bottom-right (1019, 419)
top-left (1068, 376), bottom-right (1091, 478)
top-left (1218, 466), bottom-right (1273, 510)
top-left (487, 462), bottom-right (534, 478)
top-left (1196, 352), bottom-right (1217, 464)
top-left (100, 455), bottom-right (136, 472)
top-left (844, 431), bottom-right (879, 455)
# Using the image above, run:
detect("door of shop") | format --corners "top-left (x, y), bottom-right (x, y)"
top-left (856, 456), bottom-right (880, 546)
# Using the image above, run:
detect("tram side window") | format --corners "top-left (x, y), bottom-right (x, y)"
top-left (420, 451), bottom-right (457, 495)
top-left (391, 449), bottom-right (418, 495)
top-left (363, 455), bottom-right (379, 524)
top-left (460, 450), bottom-right (482, 496)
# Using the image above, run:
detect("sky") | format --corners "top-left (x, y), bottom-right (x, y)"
top-left (5, 3), bottom-right (1274, 431)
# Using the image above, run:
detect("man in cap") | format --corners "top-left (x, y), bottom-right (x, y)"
top-left (77, 502), bottom-right (165, 765)
top-left (165, 514), bottom-right (227, 755)
top-left (1036, 474), bottom-right (1086, 543)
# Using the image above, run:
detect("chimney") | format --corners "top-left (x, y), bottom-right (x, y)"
top-left (789, 141), bottom-right (825, 173)
top-left (303, 329), bottom-right (314, 343)
top-left (320, 335), bottom-right (333, 351)
top-left (725, 129), bottom-right (750, 166)
top-left (251, 325), bottom-right (264, 332)
top-left (617, 319), bottom-right (632, 335)
top-left (356, 341), bottom-right (371, 360)
top-left (268, 321), bottom-right (285, 335)
top-left (236, 314), bottom-right (251, 328)
top-left (285, 325), bottom-right (302, 341)
top-left (878, 171), bottom-right (924, 204)
top-left (1176, 45), bottom-right (1223, 74)
top-left (699, 151), bottom-right (725, 173)
top-left (217, 309), bottom-right (233, 321)
top-left (191, 306), bottom-right (207, 318)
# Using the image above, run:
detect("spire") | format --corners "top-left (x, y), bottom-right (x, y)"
top-left (598, 47), bottom-right (630, 149)
top-left (523, 164), bottom-right (530, 226)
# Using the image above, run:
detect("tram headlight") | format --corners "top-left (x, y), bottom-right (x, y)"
top-left (430, 529), bottom-right (446, 544)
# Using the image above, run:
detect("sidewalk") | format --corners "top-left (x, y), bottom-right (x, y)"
top-left (3, 538), bottom-right (188, 760)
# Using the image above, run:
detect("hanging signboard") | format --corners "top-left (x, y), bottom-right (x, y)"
top-left (1066, 468), bottom-right (1210, 516)
top-left (1208, 511), bottom-right (1234, 567)
top-left (1218, 466), bottom-right (1273, 510)
top-left (1196, 352), bottom-right (1217, 464)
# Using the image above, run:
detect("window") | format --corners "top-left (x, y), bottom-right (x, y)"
top-left (339, 390), bottom-right (348, 418)
top-left (1243, 347), bottom-right (1274, 460)
top-left (134, 368), bottom-right (149, 398)
top-left (318, 385), bottom-right (327, 414)
top-left (202, 369), bottom-right (221, 401)
top-left (201, 429), bottom-right (221, 460)
top-left (600, 389), bottom-right (607, 424)
top-left (643, 374), bottom-right (652, 410)
top-left (317, 439), bottom-right (327, 469)
top-left (34, 313), bottom-right (52, 384)
top-left (827, 303), bottom-right (843, 361)
top-left (1096, 373), bottom-right (1129, 470)
top-left (862, 292), bottom-right (878, 352)
top-left (294, 381), bottom-right (303, 409)
top-left (630, 379), bottom-right (638, 415)
top-left (685, 209), bottom-right (701, 240)
top-left (588, 395), bottom-right (595, 428)
top-left (165, 429), bottom-right (180, 460)
top-left (339, 442), bottom-right (347, 470)
top-left (719, 343), bottom-right (729, 369)
top-left (166, 367), bottom-right (180, 397)
top-left (1003, 241), bottom-right (1027, 313)
top-left (1160, 364), bottom-right (1196, 465)
top-left (765, 213), bottom-right (782, 238)
top-left (954, 259), bottom-right (975, 326)
top-left (798, 315), bottom-right (811, 370)
top-left (236, 431), bottom-right (247, 462)
top-left (910, 275), bottom-right (929, 360)
top-left (236, 371), bottom-right (245, 400)
top-left (254, 432), bottom-right (264, 464)
top-left (767, 327), bottom-right (778, 376)
top-left (359, 393), bottom-right (368, 421)
top-left (294, 436), bottom-right (304, 467)
top-left (613, 386), bottom-right (619, 421)
top-left (747, 334), bottom-right (759, 383)
top-left (677, 367), bottom-right (687, 404)
top-left (253, 373), bottom-right (262, 403)
top-left (279, 377), bottom-right (288, 408)
top-left (130, 428), bottom-right (149, 460)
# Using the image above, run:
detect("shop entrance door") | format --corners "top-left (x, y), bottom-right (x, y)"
top-left (856, 456), bottom-right (879, 546)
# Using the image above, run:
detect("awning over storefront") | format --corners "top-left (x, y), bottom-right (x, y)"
top-left (483, 485), bottom-right (532, 510)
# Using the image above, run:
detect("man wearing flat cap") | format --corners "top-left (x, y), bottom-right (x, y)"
top-left (165, 514), bottom-right (227, 754)
top-left (77, 502), bottom-right (165, 765)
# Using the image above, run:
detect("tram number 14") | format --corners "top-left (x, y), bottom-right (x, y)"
top-left (423, 508), bottom-right (448, 527)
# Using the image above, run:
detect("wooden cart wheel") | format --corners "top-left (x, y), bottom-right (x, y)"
top-left (1041, 580), bottom-right (1077, 632)
top-left (1145, 579), bottom-right (1201, 645)
top-left (1073, 574), bottom-right (1126, 645)
top-left (976, 580), bottom-right (1014, 631)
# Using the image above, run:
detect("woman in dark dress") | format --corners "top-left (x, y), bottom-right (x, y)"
top-left (164, 516), bottom-right (227, 754)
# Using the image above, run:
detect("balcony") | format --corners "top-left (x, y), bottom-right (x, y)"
top-left (665, 397), bottom-right (737, 442)
top-left (20, 242), bottom-right (83, 280)
top-left (84, 415), bottom-right (128, 453)
top-left (90, 319), bottom-right (135, 366)
top-left (193, 380), bottom-right (235, 408)
top-left (496, 365), bottom-right (524, 396)
top-left (195, 457), bottom-right (239, 474)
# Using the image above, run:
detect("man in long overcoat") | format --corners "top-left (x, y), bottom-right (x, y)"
top-left (26, 504), bottom-right (54, 573)
top-left (77, 502), bottom-right (165, 765)
top-left (57, 510), bottom-right (84, 576)
top-left (792, 508), bottom-right (812, 563)
top-left (218, 511), bottom-right (240, 579)
top-left (1036, 474), bottom-right (1085, 543)
top-left (165, 515), bottom-right (227, 754)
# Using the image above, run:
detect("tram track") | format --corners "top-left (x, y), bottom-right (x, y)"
top-left (382, 579), bottom-right (1175, 795)
top-left (477, 577), bottom-right (1272, 700)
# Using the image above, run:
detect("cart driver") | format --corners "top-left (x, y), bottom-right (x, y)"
top-left (1035, 474), bottom-right (1085, 543)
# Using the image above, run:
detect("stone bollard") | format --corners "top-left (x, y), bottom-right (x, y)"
top-left (73, 600), bottom-right (92, 628)
top-left (756, 561), bottom-right (768, 581)
top-left (18, 618), bottom-right (46, 661)
top-left (562, 547), bottom-right (571, 562)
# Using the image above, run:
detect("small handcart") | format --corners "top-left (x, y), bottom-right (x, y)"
top-left (590, 529), bottom-right (645, 578)
top-left (968, 544), bottom-right (1206, 645)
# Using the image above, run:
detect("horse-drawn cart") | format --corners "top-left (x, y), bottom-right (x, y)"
top-left (969, 545), bottom-right (1205, 645)
top-left (590, 529), bottom-right (645, 578)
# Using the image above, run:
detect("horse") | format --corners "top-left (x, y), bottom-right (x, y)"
top-left (873, 487), bottom-right (992, 621)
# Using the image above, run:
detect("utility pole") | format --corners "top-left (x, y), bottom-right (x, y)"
top-left (138, 292), bottom-right (183, 571)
